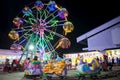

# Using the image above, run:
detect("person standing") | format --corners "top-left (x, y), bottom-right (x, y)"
top-left (23, 58), bottom-right (30, 70)
top-left (112, 57), bottom-right (115, 64)
top-left (11, 59), bottom-right (17, 71)
top-left (4, 59), bottom-right (11, 72)
top-left (68, 59), bottom-right (72, 70)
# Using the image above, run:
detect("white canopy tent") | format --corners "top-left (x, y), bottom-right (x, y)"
top-left (0, 49), bottom-right (22, 56)
top-left (0, 49), bottom-right (23, 63)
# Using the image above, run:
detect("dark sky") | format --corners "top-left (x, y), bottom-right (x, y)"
top-left (0, 0), bottom-right (120, 53)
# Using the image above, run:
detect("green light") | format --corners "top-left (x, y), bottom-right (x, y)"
top-left (29, 44), bottom-right (34, 50)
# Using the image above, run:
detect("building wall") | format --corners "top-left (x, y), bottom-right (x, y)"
top-left (111, 27), bottom-right (120, 46)
top-left (87, 23), bottom-right (120, 51)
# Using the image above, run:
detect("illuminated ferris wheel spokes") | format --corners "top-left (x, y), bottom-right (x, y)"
top-left (8, 0), bottom-right (74, 61)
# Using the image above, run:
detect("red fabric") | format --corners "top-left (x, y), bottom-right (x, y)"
top-left (11, 67), bottom-right (17, 71)
top-left (3, 67), bottom-right (6, 72)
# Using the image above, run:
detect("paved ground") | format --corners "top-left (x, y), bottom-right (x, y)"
top-left (0, 72), bottom-right (24, 80)
top-left (0, 66), bottom-right (120, 80)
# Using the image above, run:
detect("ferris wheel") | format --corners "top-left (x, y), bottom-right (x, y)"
top-left (8, 0), bottom-right (74, 61)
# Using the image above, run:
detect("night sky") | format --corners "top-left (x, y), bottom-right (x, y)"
top-left (0, 0), bottom-right (120, 53)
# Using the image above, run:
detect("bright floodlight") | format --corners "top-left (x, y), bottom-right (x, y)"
top-left (29, 44), bottom-right (34, 50)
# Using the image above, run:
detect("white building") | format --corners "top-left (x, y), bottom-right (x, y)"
top-left (77, 16), bottom-right (120, 51)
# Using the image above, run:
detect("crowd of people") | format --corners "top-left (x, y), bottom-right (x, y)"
top-left (1, 55), bottom-right (120, 74)
top-left (100, 55), bottom-right (120, 71)
top-left (64, 55), bottom-right (120, 72)
top-left (3, 58), bottom-right (22, 72)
